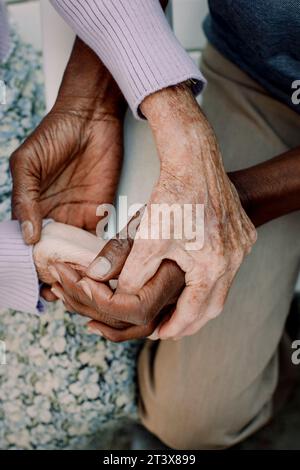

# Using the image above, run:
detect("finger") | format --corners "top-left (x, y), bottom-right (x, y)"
top-left (40, 285), bottom-right (58, 302)
top-left (116, 242), bottom-right (163, 294)
top-left (87, 238), bottom-right (132, 281)
top-left (40, 224), bottom-right (105, 272)
top-left (62, 289), bottom-right (130, 329)
top-left (158, 282), bottom-right (215, 340)
top-left (135, 260), bottom-right (184, 324)
top-left (55, 263), bottom-right (131, 328)
top-left (86, 313), bottom-right (161, 342)
top-left (53, 262), bottom-right (92, 306)
top-left (147, 310), bottom-right (174, 340)
top-left (58, 290), bottom-right (98, 318)
top-left (10, 152), bottom-right (42, 244)
top-left (87, 208), bottom-right (145, 281)
top-left (78, 276), bottom-right (143, 325)
top-left (56, 260), bottom-right (181, 335)
top-left (57, 257), bottom-right (184, 329)
top-left (50, 283), bottom-right (65, 302)
top-left (177, 270), bottom-right (237, 338)
top-left (81, 259), bottom-right (184, 326)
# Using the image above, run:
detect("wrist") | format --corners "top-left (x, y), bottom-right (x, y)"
top-left (55, 38), bottom-right (126, 119)
top-left (142, 84), bottom-right (226, 186)
top-left (142, 83), bottom-right (216, 149)
top-left (140, 83), bottom-right (197, 127)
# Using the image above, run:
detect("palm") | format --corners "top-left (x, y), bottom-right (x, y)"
top-left (28, 111), bottom-right (123, 231)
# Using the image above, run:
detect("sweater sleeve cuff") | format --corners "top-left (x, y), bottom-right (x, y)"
top-left (0, 220), bottom-right (40, 314)
top-left (50, 0), bottom-right (206, 119)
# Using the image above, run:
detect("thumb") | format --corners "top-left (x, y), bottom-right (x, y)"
top-left (87, 208), bottom-right (145, 281)
top-left (10, 152), bottom-right (42, 244)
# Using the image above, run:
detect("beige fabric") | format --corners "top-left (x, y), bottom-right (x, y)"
top-left (137, 44), bottom-right (300, 449)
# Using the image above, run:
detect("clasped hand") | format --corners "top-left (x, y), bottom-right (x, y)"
top-left (35, 85), bottom-right (256, 342)
top-left (11, 39), bottom-right (256, 341)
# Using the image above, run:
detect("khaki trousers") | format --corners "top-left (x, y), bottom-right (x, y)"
top-left (136, 44), bottom-right (300, 449)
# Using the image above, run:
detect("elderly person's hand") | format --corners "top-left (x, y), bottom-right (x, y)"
top-left (84, 84), bottom-right (257, 340)
top-left (10, 38), bottom-right (126, 244)
top-left (33, 221), bottom-right (105, 285)
top-left (46, 143), bottom-right (300, 342)
top-left (47, 211), bottom-right (185, 340)
top-left (33, 221), bottom-right (134, 329)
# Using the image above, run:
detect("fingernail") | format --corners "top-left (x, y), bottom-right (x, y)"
top-left (147, 328), bottom-right (160, 341)
top-left (51, 287), bottom-right (64, 301)
top-left (87, 325), bottom-right (102, 336)
top-left (48, 266), bottom-right (61, 283)
top-left (21, 221), bottom-right (34, 243)
top-left (88, 257), bottom-right (111, 279)
top-left (78, 280), bottom-right (93, 300)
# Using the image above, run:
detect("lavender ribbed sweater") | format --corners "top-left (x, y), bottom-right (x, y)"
top-left (0, 1), bottom-right (205, 312)
top-left (0, 3), bottom-right (39, 314)
top-left (50, 0), bottom-right (206, 118)
top-left (0, 221), bottom-right (40, 314)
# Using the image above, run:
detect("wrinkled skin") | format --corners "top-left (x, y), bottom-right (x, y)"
top-left (11, 6), bottom-right (256, 341)
top-left (33, 222), bottom-right (136, 331)
top-left (84, 84), bottom-right (257, 340)
top-left (49, 143), bottom-right (300, 342)
top-left (33, 222), bottom-right (133, 330)
top-left (47, 213), bottom-right (184, 339)
top-left (47, 85), bottom-right (257, 342)
top-left (11, 107), bottom-right (123, 232)
top-left (33, 222), bottom-right (106, 284)
top-left (10, 38), bottom-right (126, 243)
top-left (51, 260), bottom-right (183, 339)
top-left (48, 106), bottom-right (300, 344)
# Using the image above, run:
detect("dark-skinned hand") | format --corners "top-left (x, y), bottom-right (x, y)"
top-left (10, 38), bottom-right (126, 244)
top-left (48, 144), bottom-right (300, 342)
top-left (49, 211), bottom-right (185, 341)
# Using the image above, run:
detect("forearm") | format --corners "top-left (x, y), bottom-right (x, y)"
top-left (50, 0), bottom-right (205, 118)
top-left (229, 147), bottom-right (300, 227)
top-left (142, 84), bottom-right (300, 228)
top-left (141, 83), bottom-right (231, 212)
top-left (54, 37), bottom-right (126, 116)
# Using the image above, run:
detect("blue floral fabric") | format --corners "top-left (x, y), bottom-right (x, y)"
top-left (0, 30), bottom-right (140, 450)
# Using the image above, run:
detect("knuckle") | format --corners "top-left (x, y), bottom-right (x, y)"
top-left (197, 255), bottom-right (227, 282)
top-left (231, 248), bottom-right (245, 265)
top-left (107, 238), bottom-right (131, 256)
top-left (112, 332), bottom-right (126, 343)
top-left (9, 151), bottom-right (21, 172)
top-left (10, 146), bottom-right (29, 165)
top-left (252, 232), bottom-right (258, 245)
top-left (140, 302), bottom-right (155, 326)
top-left (104, 330), bottom-right (121, 342)
top-left (246, 236), bottom-right (256, 253)
top-left (118, 277), bottom-right (135, 295)
top-left (115, 304), bottom-right (142, 326)
top-left (249, 227), bottom-right (258, 244)
top-left (209, 254), bottom-right (227, 278)
top-left (133, 312), bottom-right (148, 326)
